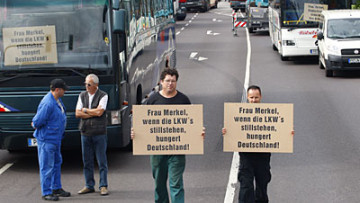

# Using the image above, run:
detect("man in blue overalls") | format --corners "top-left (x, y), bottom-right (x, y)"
top-left (32, 79), bottom-right (71, 201)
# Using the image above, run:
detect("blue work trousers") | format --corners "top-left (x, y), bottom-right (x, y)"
top-left (151, 155), bottom-right (185, 203)
top-left (81, 134), bottom-right (108, 190)
top-left (37, 140), bottom-right (62, 196)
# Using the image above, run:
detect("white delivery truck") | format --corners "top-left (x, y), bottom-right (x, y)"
top-left (317, 9), bottom-right (360, 77)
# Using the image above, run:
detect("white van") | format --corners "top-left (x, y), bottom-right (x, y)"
top-left (317, 10), bottom-right (360, 77)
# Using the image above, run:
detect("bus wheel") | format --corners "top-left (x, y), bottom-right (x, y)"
top-left (326, 69), bottom-right (333, 77)
top-left (280, 55), bottom-right (288, 61)
top-left (272, 44), bottom-right (277, 51)
top-left (136, 86), bottom-right (142, 104)
top-left (319, 55), bottom-right (325, 69)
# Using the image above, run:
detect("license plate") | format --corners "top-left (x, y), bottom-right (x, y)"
top-left (28, 138), bottom-right (38, 147)
top-left (310, 49), bottom-right (318, 54)
top-left (348, 58), bottom-right (360, 64)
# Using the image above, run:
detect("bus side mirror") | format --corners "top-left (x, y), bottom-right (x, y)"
top-left (113, 9), bottom-right (126, 34)
top-left (112, 0), bottom-right (120, 9)
top-left (317, 31), bottom-right (324, 40)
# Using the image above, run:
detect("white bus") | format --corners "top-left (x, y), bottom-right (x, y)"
top-left (268, 0), bottom-right (355, 61)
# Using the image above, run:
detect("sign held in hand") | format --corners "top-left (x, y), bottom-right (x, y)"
top-left (133, 105), bottom-right (203, 155)
top-left (224, 103), bottom-right (293, 153)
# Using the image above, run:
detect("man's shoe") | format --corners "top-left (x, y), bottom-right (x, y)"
top-left (52, 188), bottom-right (71, 197)
top-left (78, 187), bottom-right (95, 194)
top-left (42, 194), bottom-right (59, 201)
top-left (100, 187), bottom-right (108, 196)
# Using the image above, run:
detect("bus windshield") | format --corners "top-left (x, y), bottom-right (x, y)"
top-left (327, 18), bottom-right (360, 39)
top-left (0, 0), bottom-right (111, 71)
top-left (282, 0), bottom-right (322, 27)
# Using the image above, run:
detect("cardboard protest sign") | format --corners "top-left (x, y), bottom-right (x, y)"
top-left (133, 104), bottom-right (203, 155)
top-left (304, 3), bottom-right (328, 22)
top-left (3, 26), bottom-right (58, 66)
top-left (224, 103), bottom-right (293, 153)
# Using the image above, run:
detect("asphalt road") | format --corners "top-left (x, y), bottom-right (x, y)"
top-left (2, 2), bottom-right (360, 203)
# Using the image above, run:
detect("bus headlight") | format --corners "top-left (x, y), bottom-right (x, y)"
top-left (110, 110), bottom-right (121, 125)
top-left (283, 40), bottom-right (295, 46)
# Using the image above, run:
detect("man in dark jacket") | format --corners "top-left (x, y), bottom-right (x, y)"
top-left (75, 74), bottom-right (109, 196)
top-left (223, 85), bottom-right (294, 203)
top-left (32, 79), bottom-right (71, 201)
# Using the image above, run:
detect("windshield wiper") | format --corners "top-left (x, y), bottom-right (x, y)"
top-left (329, 35), bottom-right (347, 39)
top-left (0, 72), bottom-right (59, 83)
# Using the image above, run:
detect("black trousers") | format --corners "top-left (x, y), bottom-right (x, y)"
top-left (238, 152), bottom-right (271, 203)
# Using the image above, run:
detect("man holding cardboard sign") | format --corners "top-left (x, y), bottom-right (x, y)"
top-left (132, 68), bottom-right (205, 203)
top-left (223, 85), bottom-right (294, 203)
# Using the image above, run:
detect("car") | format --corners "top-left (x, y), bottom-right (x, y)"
top-left (317, 9), bottom-right (360, 77)
top-left (230, 0), bottom-right (246, 12)
top-left (174, 0), bottom-right (187, 20)
top-left (184, 0), bottom-right (210, 12)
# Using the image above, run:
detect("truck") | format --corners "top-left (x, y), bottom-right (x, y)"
top-left (244, 0), bottom-right (269, 33)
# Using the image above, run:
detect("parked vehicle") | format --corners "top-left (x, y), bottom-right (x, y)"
top-left (230, 0), bottom-right (246, 12)
top-left (317, 10), bottom-right (360, 77)
top-left (245, 0), bottom-right (269, 33)
top-left (183, 0), bottom-right (211, 12)
top-left (268, 0), bottom-right (353, 61)
top-left (210, 0), bottom-right (218, 8)
top-left (174, 0), bottom-right (187, 20)
top-left (0, 0), bottom-right (177, 150)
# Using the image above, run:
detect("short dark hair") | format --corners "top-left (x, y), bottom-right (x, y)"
top-left (160, 68), bottom-right (179, 81)
top-left (247, 85), bottom-right (261, 95)
top-left (50, 78), bottom-right (69, 91)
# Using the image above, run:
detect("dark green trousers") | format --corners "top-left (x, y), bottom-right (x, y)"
top-left (150, 155), bottom-right (186, 203)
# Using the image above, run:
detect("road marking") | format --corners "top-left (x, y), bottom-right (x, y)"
top-left (212, 18), bottom-right (223, 22)
top-left (190, 52), bottom-right (198, 59)
top-left (224, 18), bottom-right (251, 203)
top-left (177, 13), bottom-right (198, 36)
top-left (206, 30), bottom-right (220, 36)
top-left (189, 52), bottom-right (208, 61)
top-left (0, 163), bottom-right (14, 175)
top-left (198, 56), bottom-right (208, 61)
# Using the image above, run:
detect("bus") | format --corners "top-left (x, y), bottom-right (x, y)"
top-left (268, 0), bottom-right (355, 61)
top-left (0, 0), bottom-right (176, 151)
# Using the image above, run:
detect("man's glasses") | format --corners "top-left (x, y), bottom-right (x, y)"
top-left (84, 83), bottom-right (92, 87)
top-left (163, 80), bottom-right (177, 83)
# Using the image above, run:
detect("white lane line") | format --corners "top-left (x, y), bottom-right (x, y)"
top-left (0, 163), bottom-right (14, 175)
top-left (177, 13), bottom-right (198, 36)
top-left (224, 17), bottom-right (251, 203)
